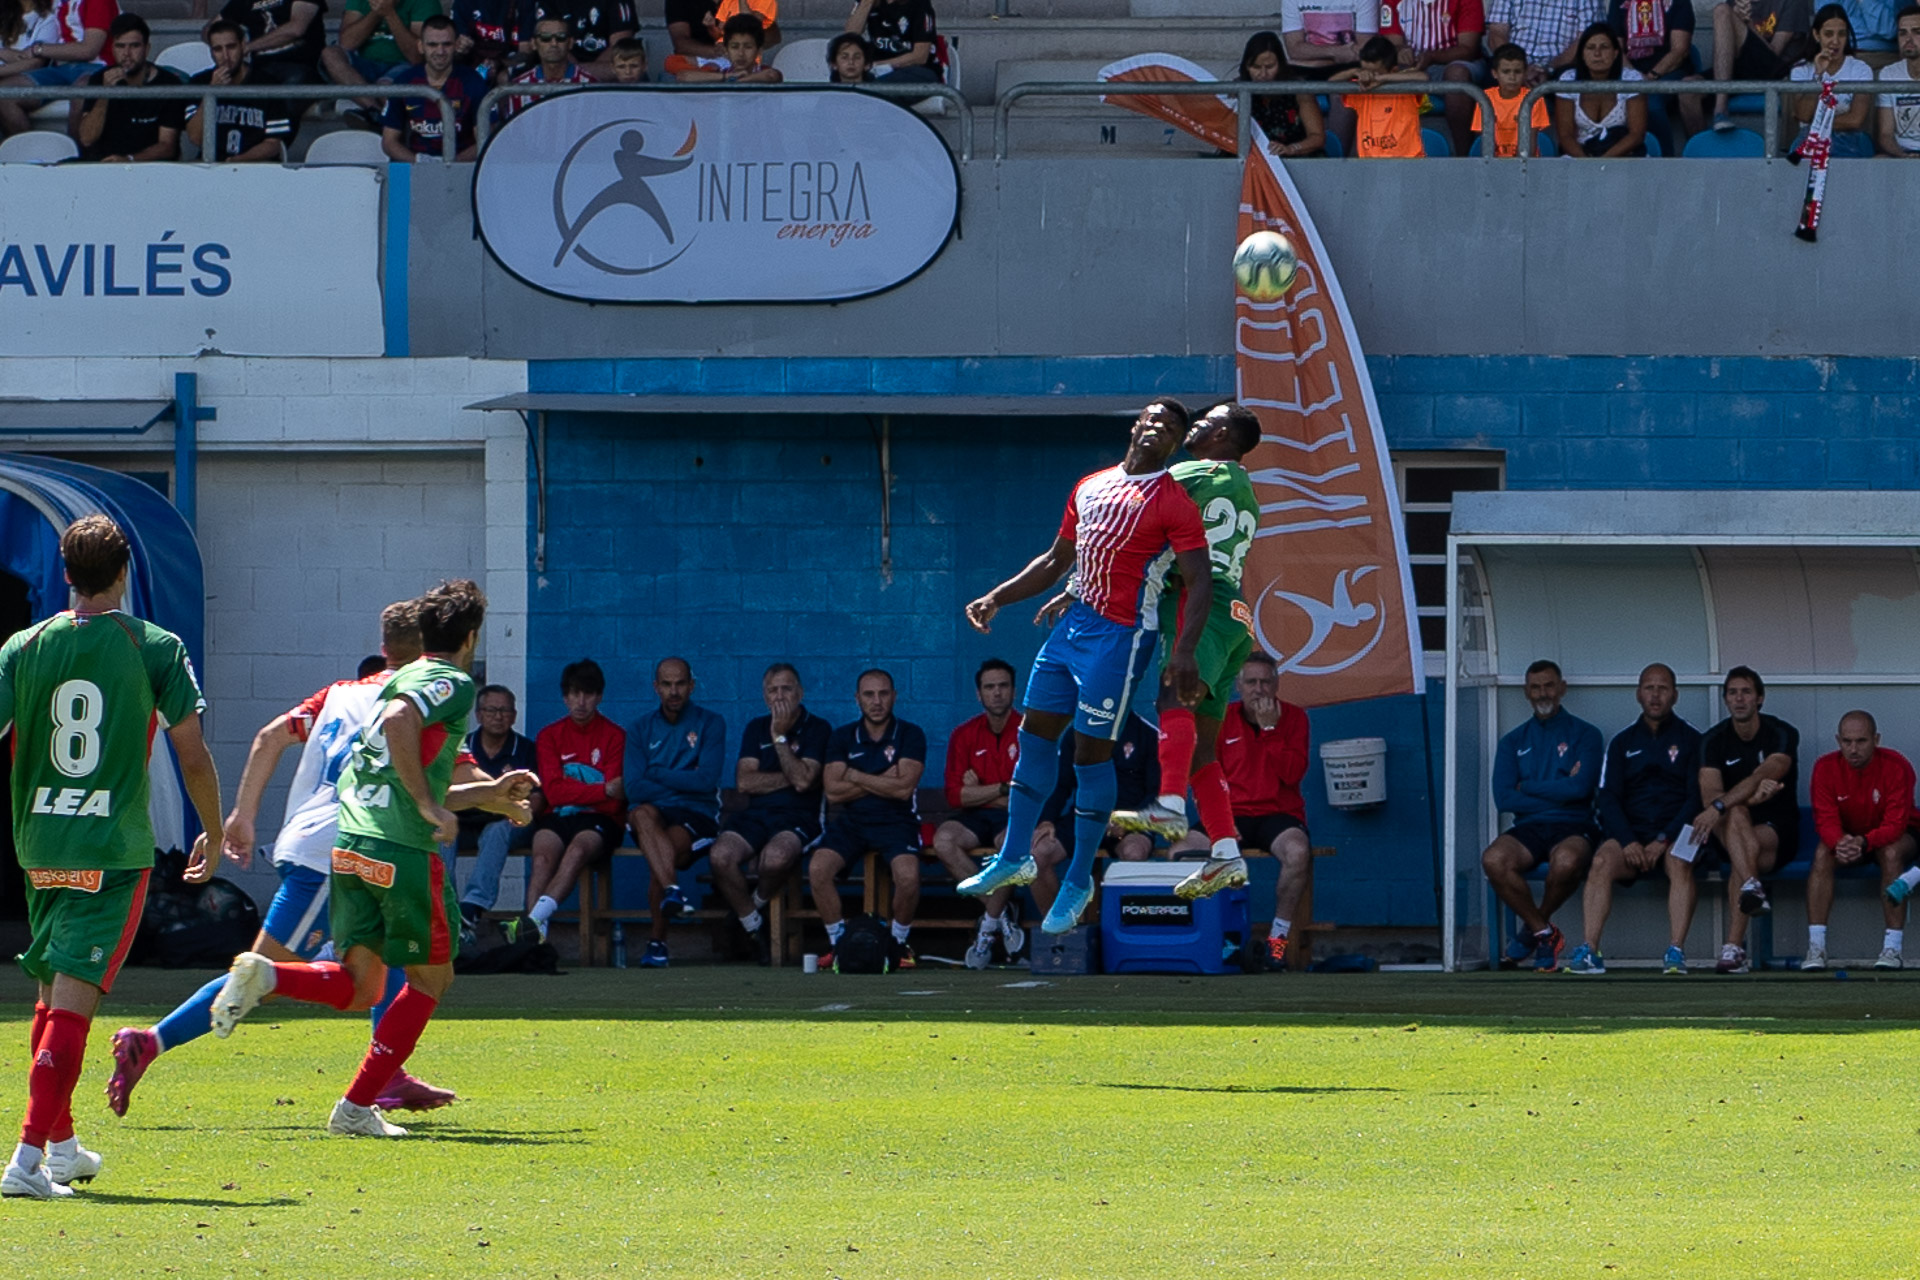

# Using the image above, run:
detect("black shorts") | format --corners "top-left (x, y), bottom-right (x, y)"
top-left (721, 810), bottom-right (821, 852)
top-left (1701, 818), bottom-right (1796, 867)
top-left (1506, 820), bottom-right (1596, 868)
top-left (648, 805), bottom-right (718, 851)
top-left (816, 814), bottom-right (923, 862)
top-left (945, 808), bottom-right (1009, 849)
top-left (1237, 812), bottom-right (1308, 853)
top-left (1732, 32), bottom-right (1793, 82)
top-left (534, 810), bottom-right (626, 854)
top-left (1596, 830), bottom-right (1673, 884)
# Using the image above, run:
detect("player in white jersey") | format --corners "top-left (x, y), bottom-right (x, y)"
top-left (105, 603), bottom-right (464, 1116)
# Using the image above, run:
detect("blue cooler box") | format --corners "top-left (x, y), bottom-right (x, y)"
top-left (1100, 862), bottom-right (1249, 975)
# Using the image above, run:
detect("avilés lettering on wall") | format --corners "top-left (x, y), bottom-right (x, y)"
top-left (474, 88), bottom-right (959, 303)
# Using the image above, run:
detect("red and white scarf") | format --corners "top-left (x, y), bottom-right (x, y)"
top-left (1791, 73), bottom-right (1837, 241)
top-left (1622, 0), bottom-right (1666, 63)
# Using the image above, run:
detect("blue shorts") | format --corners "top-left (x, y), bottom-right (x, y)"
top-left (262, 862), bottom-right (333, 959)
top-left (1024, 601), bottom-right (1157, 741)
top-left (335, 49), bottom-right (401, 83)
top-left (29, 61), bottom-right (104, 87)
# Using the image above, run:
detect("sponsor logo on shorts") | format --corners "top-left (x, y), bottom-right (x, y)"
top-left (90, 946), bottom-right (103, 963)
top-left (1077, 700), bottom-right (1117, 724)
top-left (26, 868), bottom-right (103, 893)
top-left (332, 847), bottom-right (397, 888)
top-left (1230, 599), bottom-right (1254, 629)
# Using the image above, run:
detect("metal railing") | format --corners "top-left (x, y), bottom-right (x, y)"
top-left (1516, 77), bottom-right (1885, 159)
top-left (472, 79), bottom-right (974, 160)
top-left (994, 78), bottom-right (1499, 161)
top-left (0, 82), bottom-right (457, 160)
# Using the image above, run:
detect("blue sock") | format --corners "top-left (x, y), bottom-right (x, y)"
top-left (369, 965), bottom-right (408, 1033)
top-left (1066, 760), bottom-right (1118, 889)
top-left (994, 729), bottom-right (1062, 866)
top-left (153, 975), bottom-right (227, 1053)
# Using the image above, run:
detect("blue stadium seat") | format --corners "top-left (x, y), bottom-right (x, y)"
top-left (1321, 131), bottom-right (1344, 158)
top-left (1421, 126), bottom-right (1452, 156)
top-left (1683, 126), bottom-right (1765, 156)
top-left (1466, 133), bottom-right (1558, 157)
top-left (1727, 93), bottom-right (1766, 113)
top-left (1642, 132), bottom-right (1662, 156)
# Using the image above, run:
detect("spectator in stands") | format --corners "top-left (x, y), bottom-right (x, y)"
top-left (211, 0), bottom-right (325, 85)
top-left (0, 0), bottom-right (115, 137)
top-left (932, 660), bottom-right (1030, 970)
top-left (1236, 30), bottom-right (1327, 156)
top-left (1329, 36), bottom-right (1429, 155)
top-left (1215, 653), bottom-right (1313, 971)
top-left (382, 16), bottom-right (487, 162)
top-left (1706, 0), bottom-right (1811, 129)
top-left (319, 0), bottom-right (435, 112)
top-left (1877, 3), bottom-right (1920, 155)
top-left (1844, 0), bottom-right (1897, 46)
top-left (73, 15), bottom-right (182, 161)
top-left (1565, 663), bottom-right (1701, 975)
top-left (455, 684), bottom-right (543, 943)
top-left (1383, 0), bottom-right (1486, 152)
top-left (1668, 665), bottom-right (1799, 975)
top-left (1788, 4), bottom-right (1876, 154)
top-left (666, 0), bottom-right (780, 61)
top-left (355, 653), bottom-right (386, 678)
top-left (1554, 22), bottom-right (1649, 155)
top-left (518, 659), bottom-right (627, 945)
top-left (1280, 0), bottom-right (1379, 72)
top-left (0, 0), bottom-right (61, 65)
top-left (845, 0), bottom-right (938, 83)
top-left (810, 669), bottom-right (929, 967)
top-left (710, 663), bottom-right (832, 965)
top-left (1481, 659), bottom-right (1602, 972)
top-left (1803, 711), bottom-right (1914, 970)
top-left (1472, 42), bottom-right (1553, 151)
top-left (665, 13), bottom-right (781, 81)
top-left (1486, 0), bottom-right (1601, 82)
top-left (533, 0), bottom-right (634, 79)
top-left (827, 31), bottom-right (872, 81)
top-left (625, 657), bottom-right (726, 970)
top-left (610, 34), bottom-right (648, 81)
top-left (185, 20), bottom-right (295, 161)
top-left (450, 0), bottom-right (525, 77)
top-left (505, 16), bottom-right (590, 116)
top-left (1608, 0), bottom-right (1694, 147)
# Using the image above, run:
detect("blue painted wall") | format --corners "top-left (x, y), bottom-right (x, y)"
top-left (523, 354), bottom-right (1920, 930)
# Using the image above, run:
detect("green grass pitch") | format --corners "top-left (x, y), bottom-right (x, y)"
top-left (3, 966), bottom-right (1918, 1278)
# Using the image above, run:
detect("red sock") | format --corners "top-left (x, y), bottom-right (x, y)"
top-left (29, 1002), bottom-right (48, 1060)
top-left (1192, 761), bottom-right (1238, 848)
top-left (1157, 707), bottom-right (1198, 803)
top-left (272, 962), bottom-right (357, 1011)
top-left (21, 1010), bottom-right (89, 1148)
top-left (344, 986), bottom-right (437, 1108)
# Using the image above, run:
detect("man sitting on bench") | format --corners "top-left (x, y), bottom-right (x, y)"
top-left (934, 659), bottom-right (1032, 970)
top-left (625, 656), bottom-right (727, 970)
top-left (1214, 652), bottom-right (1312, 971)
top-left (1805, 710), bottom-right (1915, 972)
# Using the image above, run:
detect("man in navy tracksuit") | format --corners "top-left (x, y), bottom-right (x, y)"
top-left (1565, 663), bottom-right (1701, 975)
top-left (626, 657), bottom-right (728, 968)
top-left (1482, 659), bottom-right (1603, 971)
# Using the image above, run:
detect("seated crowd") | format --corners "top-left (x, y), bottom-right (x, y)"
top-left (448, 650), bottom-right (1316, 971)
top-left (1484, 660), bottom-right (1919, 976)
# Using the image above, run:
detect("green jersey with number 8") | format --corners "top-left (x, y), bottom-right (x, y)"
top-left (336, 656), bottom-right (475, 855)
top-left (0, 611), bottom-right (205, 871)
top-left (1171, 459), bottom-right (1260, 599)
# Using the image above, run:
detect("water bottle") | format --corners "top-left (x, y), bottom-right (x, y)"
top-left (611, 922), bottom-right (628, 969)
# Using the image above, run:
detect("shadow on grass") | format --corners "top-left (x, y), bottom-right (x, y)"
top-left (1096, 1082), bottom-right (1400, 1095)
top-left (79, 1192), bottom-right (302, 1208)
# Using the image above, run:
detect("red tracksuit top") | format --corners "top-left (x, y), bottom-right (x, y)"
top-left (1811, 747), bottom-right (1917, 849)
top-left (1216, 699), bottom-right (1311, 822)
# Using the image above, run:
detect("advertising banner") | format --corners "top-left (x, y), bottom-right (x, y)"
top-left (1097, 54), bottom-right (1240, 154)
top-left (0, 164), bottom-right (382, 356)
top-left (474, 88), bottom-right (959, 303)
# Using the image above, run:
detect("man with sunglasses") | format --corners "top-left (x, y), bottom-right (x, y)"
top-left (504, 16), bottom-right (590, 118)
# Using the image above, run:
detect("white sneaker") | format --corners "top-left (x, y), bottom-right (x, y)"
top-left (211, 951), bottom-right (277, 1039)
top-left (965, 931), bottom-right (994, 970)
top-left (1, 1159), bottom-right (74, 1199)
top-left (1000, 914), bottom-right (1026, 960)
top-left (44, 1138), bottom-right (101, 1186)
top-left (1800, 943), bottom-right (1827, 971)
top-left (327, 1098), bottom-right (409, 1138)
top-left (1876, 946), bottom-right (1904, 971)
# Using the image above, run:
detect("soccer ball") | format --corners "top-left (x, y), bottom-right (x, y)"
top-left (1233, 231), bottom-right (1297, 302)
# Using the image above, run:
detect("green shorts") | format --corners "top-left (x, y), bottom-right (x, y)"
top-left (1160, 593), bottom-right (1256, 722)
top-left (330, 833), bottom-right (459, 968)
top-left (16, 867), bottom-right (151, 993)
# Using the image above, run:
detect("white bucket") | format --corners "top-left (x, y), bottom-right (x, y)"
top-left (1319, 737), bottom-right (1388, 808)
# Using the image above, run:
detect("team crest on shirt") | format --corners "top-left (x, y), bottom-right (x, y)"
top-left (1007, 741), bottom-right (1019, 761)
top-left (1121, 741), bottom-right (1135, 760)
top-left (591, 749), bottom-right (601, 766)
top-left (1556, 742), bottom-right (1568, 757)
top-left (884, 746), bottom-right (897, 763)
top-left (687, 731), bottom-right (699, 749)
top-left (1875, 789), bottom-right (1883, 804)
top-left (1668, 744), bottom-right (1680, 763)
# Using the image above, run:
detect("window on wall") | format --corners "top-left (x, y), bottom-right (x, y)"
top-left (1393, 452), bottom-right (1504, 666)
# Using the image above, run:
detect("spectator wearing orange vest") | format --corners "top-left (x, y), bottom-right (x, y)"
top-left (1329, 36), bottom-right (1429, 155)
top-left (1472, 42), bottom-right (1553, 153)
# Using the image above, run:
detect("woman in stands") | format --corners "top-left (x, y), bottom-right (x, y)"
top-left (1789, 4), bottom-right (1875, 156)
top-left (0, 0), bottom-right (58, 56)
top-left (1237, 30), bottom-right (1327, 157)
top-left (827, 32), bottom-right (873, 82)
top-left (1554, 23), bottom-right (1649, 156)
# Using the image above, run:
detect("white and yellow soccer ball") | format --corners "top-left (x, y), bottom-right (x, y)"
top-left (1232, 230), bottom-right (1297, 302)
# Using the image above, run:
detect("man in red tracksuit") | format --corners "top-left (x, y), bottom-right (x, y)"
top-left (516, 659), bottom-right (627, 943)
top-left (1214, 652), bottom-right (1312, 970)
top-left (1805, 709), bottom-right (1917, 972)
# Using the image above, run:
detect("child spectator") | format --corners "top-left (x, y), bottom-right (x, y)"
top-left (1790, 3), bottom-right (1876, 155)
top-left (610, 33), bottom-right (648, 80)
top-left (827, 30), bottom-right (871, 81)
top-left (664, 11), bottom-right (780, 80)
top-left (1238, 29), bottom-right (1327, 156)
top-left (1472, 41), bottom-right (1551, 152)
top-left (1555, 22), bottom-right (1649, 154)
top-left (1329, 34), bottom-right (1426, 154)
